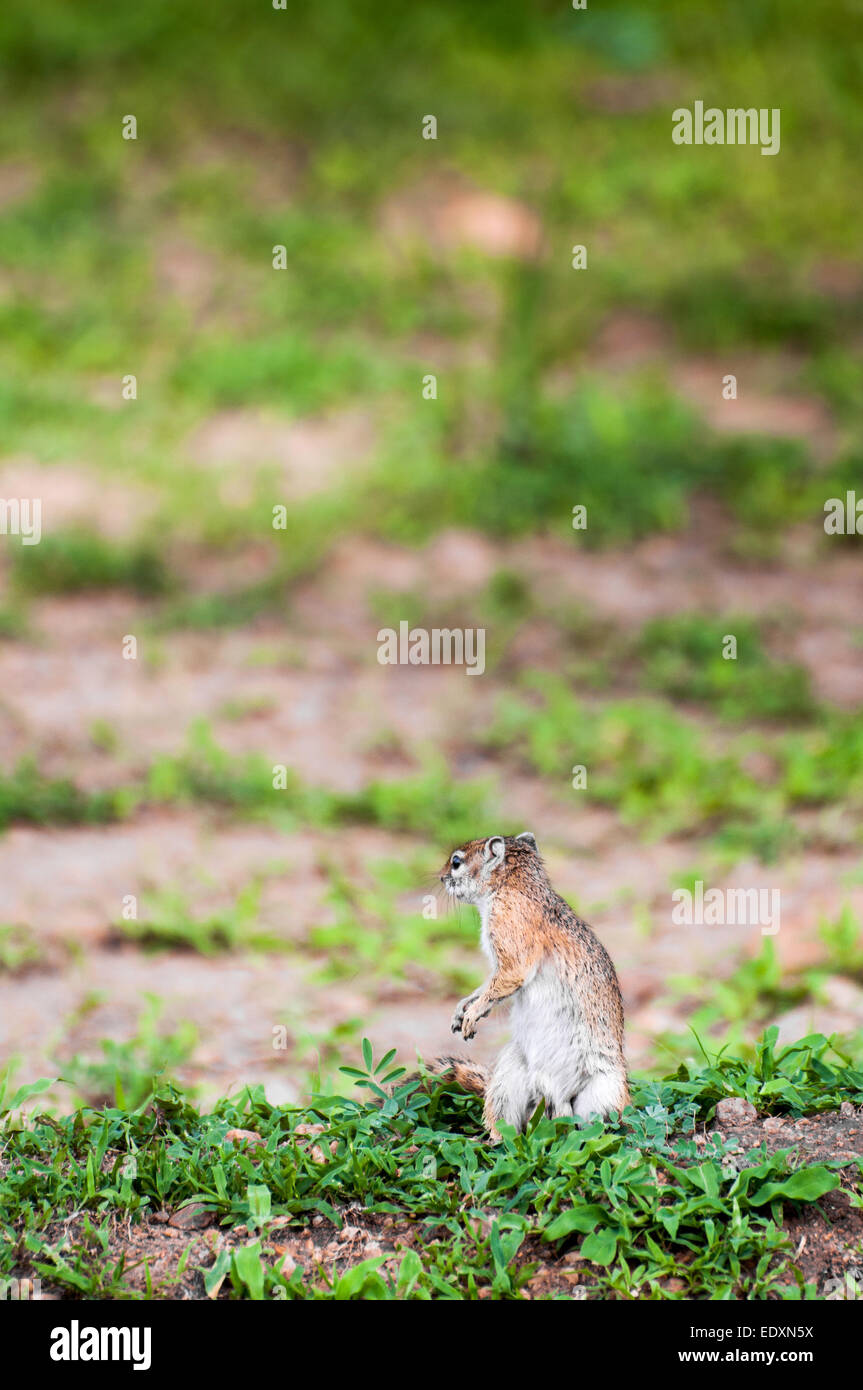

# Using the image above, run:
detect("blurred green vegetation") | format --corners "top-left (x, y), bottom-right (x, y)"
top-left (0, 0), bottom-right (861, 1088)
top-left (0, 720), bottom-right (492, 846)
top-left (0, 0), bottom-right (858, 555)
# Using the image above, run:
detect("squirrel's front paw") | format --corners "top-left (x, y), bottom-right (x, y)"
top-left (460, 1001), bottom-right (486, 1040)
top-left (451, 997), bottom-right (471, 1034)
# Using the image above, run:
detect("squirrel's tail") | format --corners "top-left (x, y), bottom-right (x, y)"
top-left (405, 1055), bottom-right (490, 1096)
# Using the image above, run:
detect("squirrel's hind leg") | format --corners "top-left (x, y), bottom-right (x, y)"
top-left (483, 1042), bottom-right (537, 1142)
top-left (572, 1068), bottom-right (629, 1124)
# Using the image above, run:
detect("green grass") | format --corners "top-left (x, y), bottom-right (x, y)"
top-left (543, 605), bottom-right (819, 722)
top-left (5, 690), bottom-right (863, 863)
top-left (0, 604), bottom-right (28, 639)
top-left (11, 530), bottom-right (173, 597)
top-left (817, 906), bottom-right (863, 981)
top-left (486, 674), bottom-right (863, 857)
top-left (0, 759), bottom-right (137, 832)
top-left (634, 614), bottom-right (817, 723)
top-left (310, 857), bottom-right (475, 991)
top-left (0, 924), bottom-right (45, 973)
top-left (1, 1030), bottom-right (860, 1300)
top-left (0, 722), bottom-right (492, 848)
top-left (0, 0), bottom-right (858, 559)
top-left (151, 582), bottom-right (289, 633)
top-left (112, 884), bottom-right (286, 958)
top-left (662, 940), bottom-right (813, 1059)
top-left (54, 996), bottom-right (198, 1111)
top-left (144, 722), bottom-right (491, 845)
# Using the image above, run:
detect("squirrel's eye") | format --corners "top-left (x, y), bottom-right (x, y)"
top-left (451, 854), bottom-right (463, 869)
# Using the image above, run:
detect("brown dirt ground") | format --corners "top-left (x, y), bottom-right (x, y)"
top-left (2, 506), bottom-right (863, 1108)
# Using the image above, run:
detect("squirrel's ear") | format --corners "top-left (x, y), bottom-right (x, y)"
top-left (516, 831), bottom-right (538, 851)
top-left (483, 836), bottom-right (505, 863)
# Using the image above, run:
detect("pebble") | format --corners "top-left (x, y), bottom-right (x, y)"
top-left (714, 1097), bottom-right (757, 1127)
top-left (225, 1128), bottom-right (265, 1148)
top-left (762, 1116), bottom-right (787, 1133)
top-left (168, 1203), bottom-right (214, 1230)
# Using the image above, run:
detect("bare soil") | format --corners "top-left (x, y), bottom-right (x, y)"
top-left (3, 507), bottom-right (863, 1108)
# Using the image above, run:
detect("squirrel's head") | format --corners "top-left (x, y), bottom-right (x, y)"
top-left (440, 832), bottom-right (540, 904)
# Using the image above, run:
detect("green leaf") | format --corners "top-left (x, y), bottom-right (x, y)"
top-left (232, 1242), bottom-right (266, 1300)
top-left (490, 1221), bottom-right (506, 1274)
top-left (247, 1183), bottom-right (271, 1228)
top-left (6, 1077), bottom-right (58, 1112)
top-left (334, 1255), bottom-right (388, 1300)
top-left (362, 1038), bottom-right (374, 1072)
top-left (374, 1048), bottom-right (397, 1075)
top-left (543, 1205), bottom-right (607, 1241)
top-left (396, 1249), bottom-right (423, 1295)
top-left (749, 1166), bottom-right (840, 1206)
top-left (580, 1227), bottom-right (619, 1265)
top-left (203, 1249), bottom-right (231, 1299)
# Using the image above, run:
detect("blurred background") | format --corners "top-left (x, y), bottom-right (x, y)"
top-left (0, 0), bottom-right (862, 1111)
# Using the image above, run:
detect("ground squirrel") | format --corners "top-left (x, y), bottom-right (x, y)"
top-left (431, 832), bottom-right (629, 1142)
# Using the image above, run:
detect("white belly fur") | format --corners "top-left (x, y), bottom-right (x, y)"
top-left (509, 959), bottom-right (605, 1099)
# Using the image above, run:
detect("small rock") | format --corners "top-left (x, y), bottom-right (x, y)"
top-left (292, 1123), bottom-right (328, 1164)
top-left (840, 1101), bottom-right (856, 1119)
top-left (715, 1097), bottom-right (757, 1127)
top-left (338, 1225), bottom-right (361, 1244)
top-left (225, 1128), bottom-right (265, 1149)
top-left (762, 1116), bottom-right (787, 1133)
top-left (168, 1203), bottom-right (214, 1230)
top-left (278, 1253), bottom-right (297, 1278)
top-left (363, 1242), bottom-right (383, 1258)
